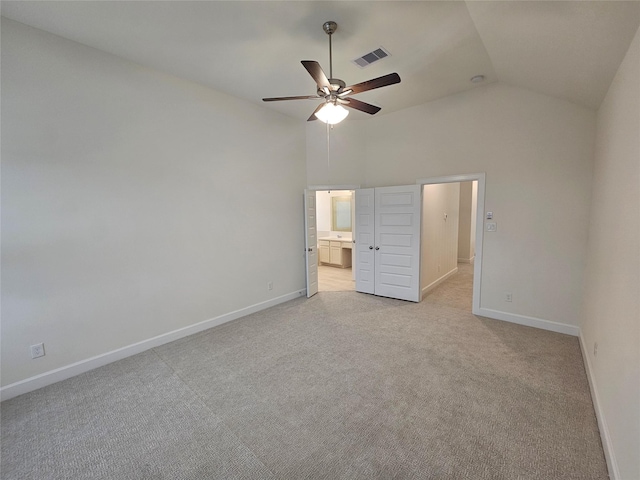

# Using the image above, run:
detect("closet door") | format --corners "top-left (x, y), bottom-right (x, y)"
top-left (355, 185), bottom-right (421, 302)
top-left (355, 189), bottom-right (375, 294)
top-left (374, 185), bottom-right (422, 302)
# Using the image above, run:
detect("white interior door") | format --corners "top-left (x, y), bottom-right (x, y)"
top-left (355, 185), bottom-right (422, 302)
top-left (355, 188), bottom-right (375, 294)
top-left (374, 185), bottom-right (422, 302)
top-left (351, 190), bottom-right (356, 281)
top-left (304, 190), bottom-right (318, 297)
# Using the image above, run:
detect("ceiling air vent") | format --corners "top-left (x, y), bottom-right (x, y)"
top-left (352, 47), bottom-right (391, 68)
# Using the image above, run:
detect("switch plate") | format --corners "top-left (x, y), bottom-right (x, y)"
top-left (486, 222), bottom-right (497, 232)
top-left (486, 212), bottom-right (493, 220)
top-left (30, 343), bottom-right (45, 359)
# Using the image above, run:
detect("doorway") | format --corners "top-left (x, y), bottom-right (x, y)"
top-left (315, 189), bottom-right (355, 292)
top-left (420, 180), bottom-right (478, 312)
top-left (416, 174), bottom-right (485, 315)
top-left (305, 174), bottom-right (484, 309)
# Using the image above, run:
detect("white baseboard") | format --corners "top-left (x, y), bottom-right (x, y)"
top-left (457, 256), bottom-right (475, 264)
top-left (421, 267), bottom-right (458, 299)
top-left (475, 307), bottom-right (580, 337)
top-left (578, 332), bottom-right (619, 480)
top-left (0, 289), bottom-right (306, 402)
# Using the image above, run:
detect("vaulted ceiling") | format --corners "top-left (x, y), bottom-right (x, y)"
top-left (2, 1), bottom-right (640, 121)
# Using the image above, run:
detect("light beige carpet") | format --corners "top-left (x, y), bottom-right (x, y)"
top-left (423, 262), bottom-right (474, 311)
top-left (1, 268), bottom-right (607, 479)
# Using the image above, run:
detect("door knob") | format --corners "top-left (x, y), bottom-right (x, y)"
top-left (369, 246), bottom-right (373, 250)
top-left (307, 248), bottom-right (313, 252)
top-left (375, 246), bottom-right (380, 250)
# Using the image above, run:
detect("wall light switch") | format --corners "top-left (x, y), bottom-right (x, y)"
top-left (486, 212), bottom-right (493, 220)
top-left (30, 343), bottom-right (45, 359)
top-left (486, 222), bottom-right (497, 232)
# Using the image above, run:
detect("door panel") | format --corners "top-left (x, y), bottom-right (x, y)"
top-left (379, 272), bottom-right (413, 288)
top-left (304, 190), bottom-right (318, 298)
top-left (351, 191), bottom-right (356, 280)
top-left (355, 185), bottom-right (421, 302)
top-left (379, 252), bottom-right (413, 268)
top-left (355, 189), bottom-right (375, 294)
top-left (380, 213), bottom-right (413, 226)
top-left (380, 233), bottom-right (413, 247)
top-left (374, 185), bottom-right (422, 302)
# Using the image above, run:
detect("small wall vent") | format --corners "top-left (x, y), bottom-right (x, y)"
top-left (352, 47), bottom-right (391, 68)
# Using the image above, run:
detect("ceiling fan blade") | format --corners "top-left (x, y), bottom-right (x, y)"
top-left (307, 102), bottom-right (326, 122)
top-left (262, 95), bottom-right (319, 102)
top-left (342, 98), bottom-right (381, 115)
top-left (301, 61), bottom-right (330, 89)
top-left (345, 72), bottom-right (401, 95)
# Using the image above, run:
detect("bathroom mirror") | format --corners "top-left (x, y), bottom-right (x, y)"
top-left (331, 196), bottom-right (352, 232)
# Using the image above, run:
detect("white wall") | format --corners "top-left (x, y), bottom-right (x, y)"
top-left (421, 183), bottom-right (460, 295)
top-left (316, 191), bottom-right (332, 233)
top-left (581, 25), bottom-right (640, 480)
top-left (308, 82), bottom-right (596, 330)
top-left (1, 19), bottom-right (306, 389)
top-left (457, 181), bottom-right (475, 263)
top-left (306, 121), bottom-right (366, 187)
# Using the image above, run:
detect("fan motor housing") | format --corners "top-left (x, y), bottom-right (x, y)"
top-left (318, 78), bottom-right (346, 96)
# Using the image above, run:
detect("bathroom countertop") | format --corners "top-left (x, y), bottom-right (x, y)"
top-left (318, 237), bottom-right (353, 242)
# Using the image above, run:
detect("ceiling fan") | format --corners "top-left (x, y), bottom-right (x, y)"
top-left (262, 21), bottom-right (401, 124)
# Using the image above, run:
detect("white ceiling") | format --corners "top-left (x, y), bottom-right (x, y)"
top-left (2, 1), bottom-right (639, 121)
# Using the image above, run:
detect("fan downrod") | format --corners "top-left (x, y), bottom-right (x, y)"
top-left (320, 21), bottom-right (343, 94)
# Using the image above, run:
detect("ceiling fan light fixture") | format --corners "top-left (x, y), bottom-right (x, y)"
top-left (315, 103), bottom-right (349, 124)
top-left (262, 21), bottom-right (400, 122)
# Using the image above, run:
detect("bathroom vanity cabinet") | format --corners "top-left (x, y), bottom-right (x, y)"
top-left (318, 238), bottom-right (352, 268)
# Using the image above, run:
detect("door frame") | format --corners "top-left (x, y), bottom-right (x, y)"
top-left (416, 173), bottom-right (485, 315)
top-left (305, 184), bottom-right (360, 296)
top-left (307, 185), bottom-right (361, 191)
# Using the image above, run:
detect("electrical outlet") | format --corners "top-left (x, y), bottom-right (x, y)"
top-left (505, 293), bottom-right (512, 302)
top-left (267, 281), bottom-right (273, 291)
top-left (30, 343), bottom-right (45, 359)
top-left (486, 222), bottom-right (497, 232)
top-left (594, 342), bottom-right (598, 357)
